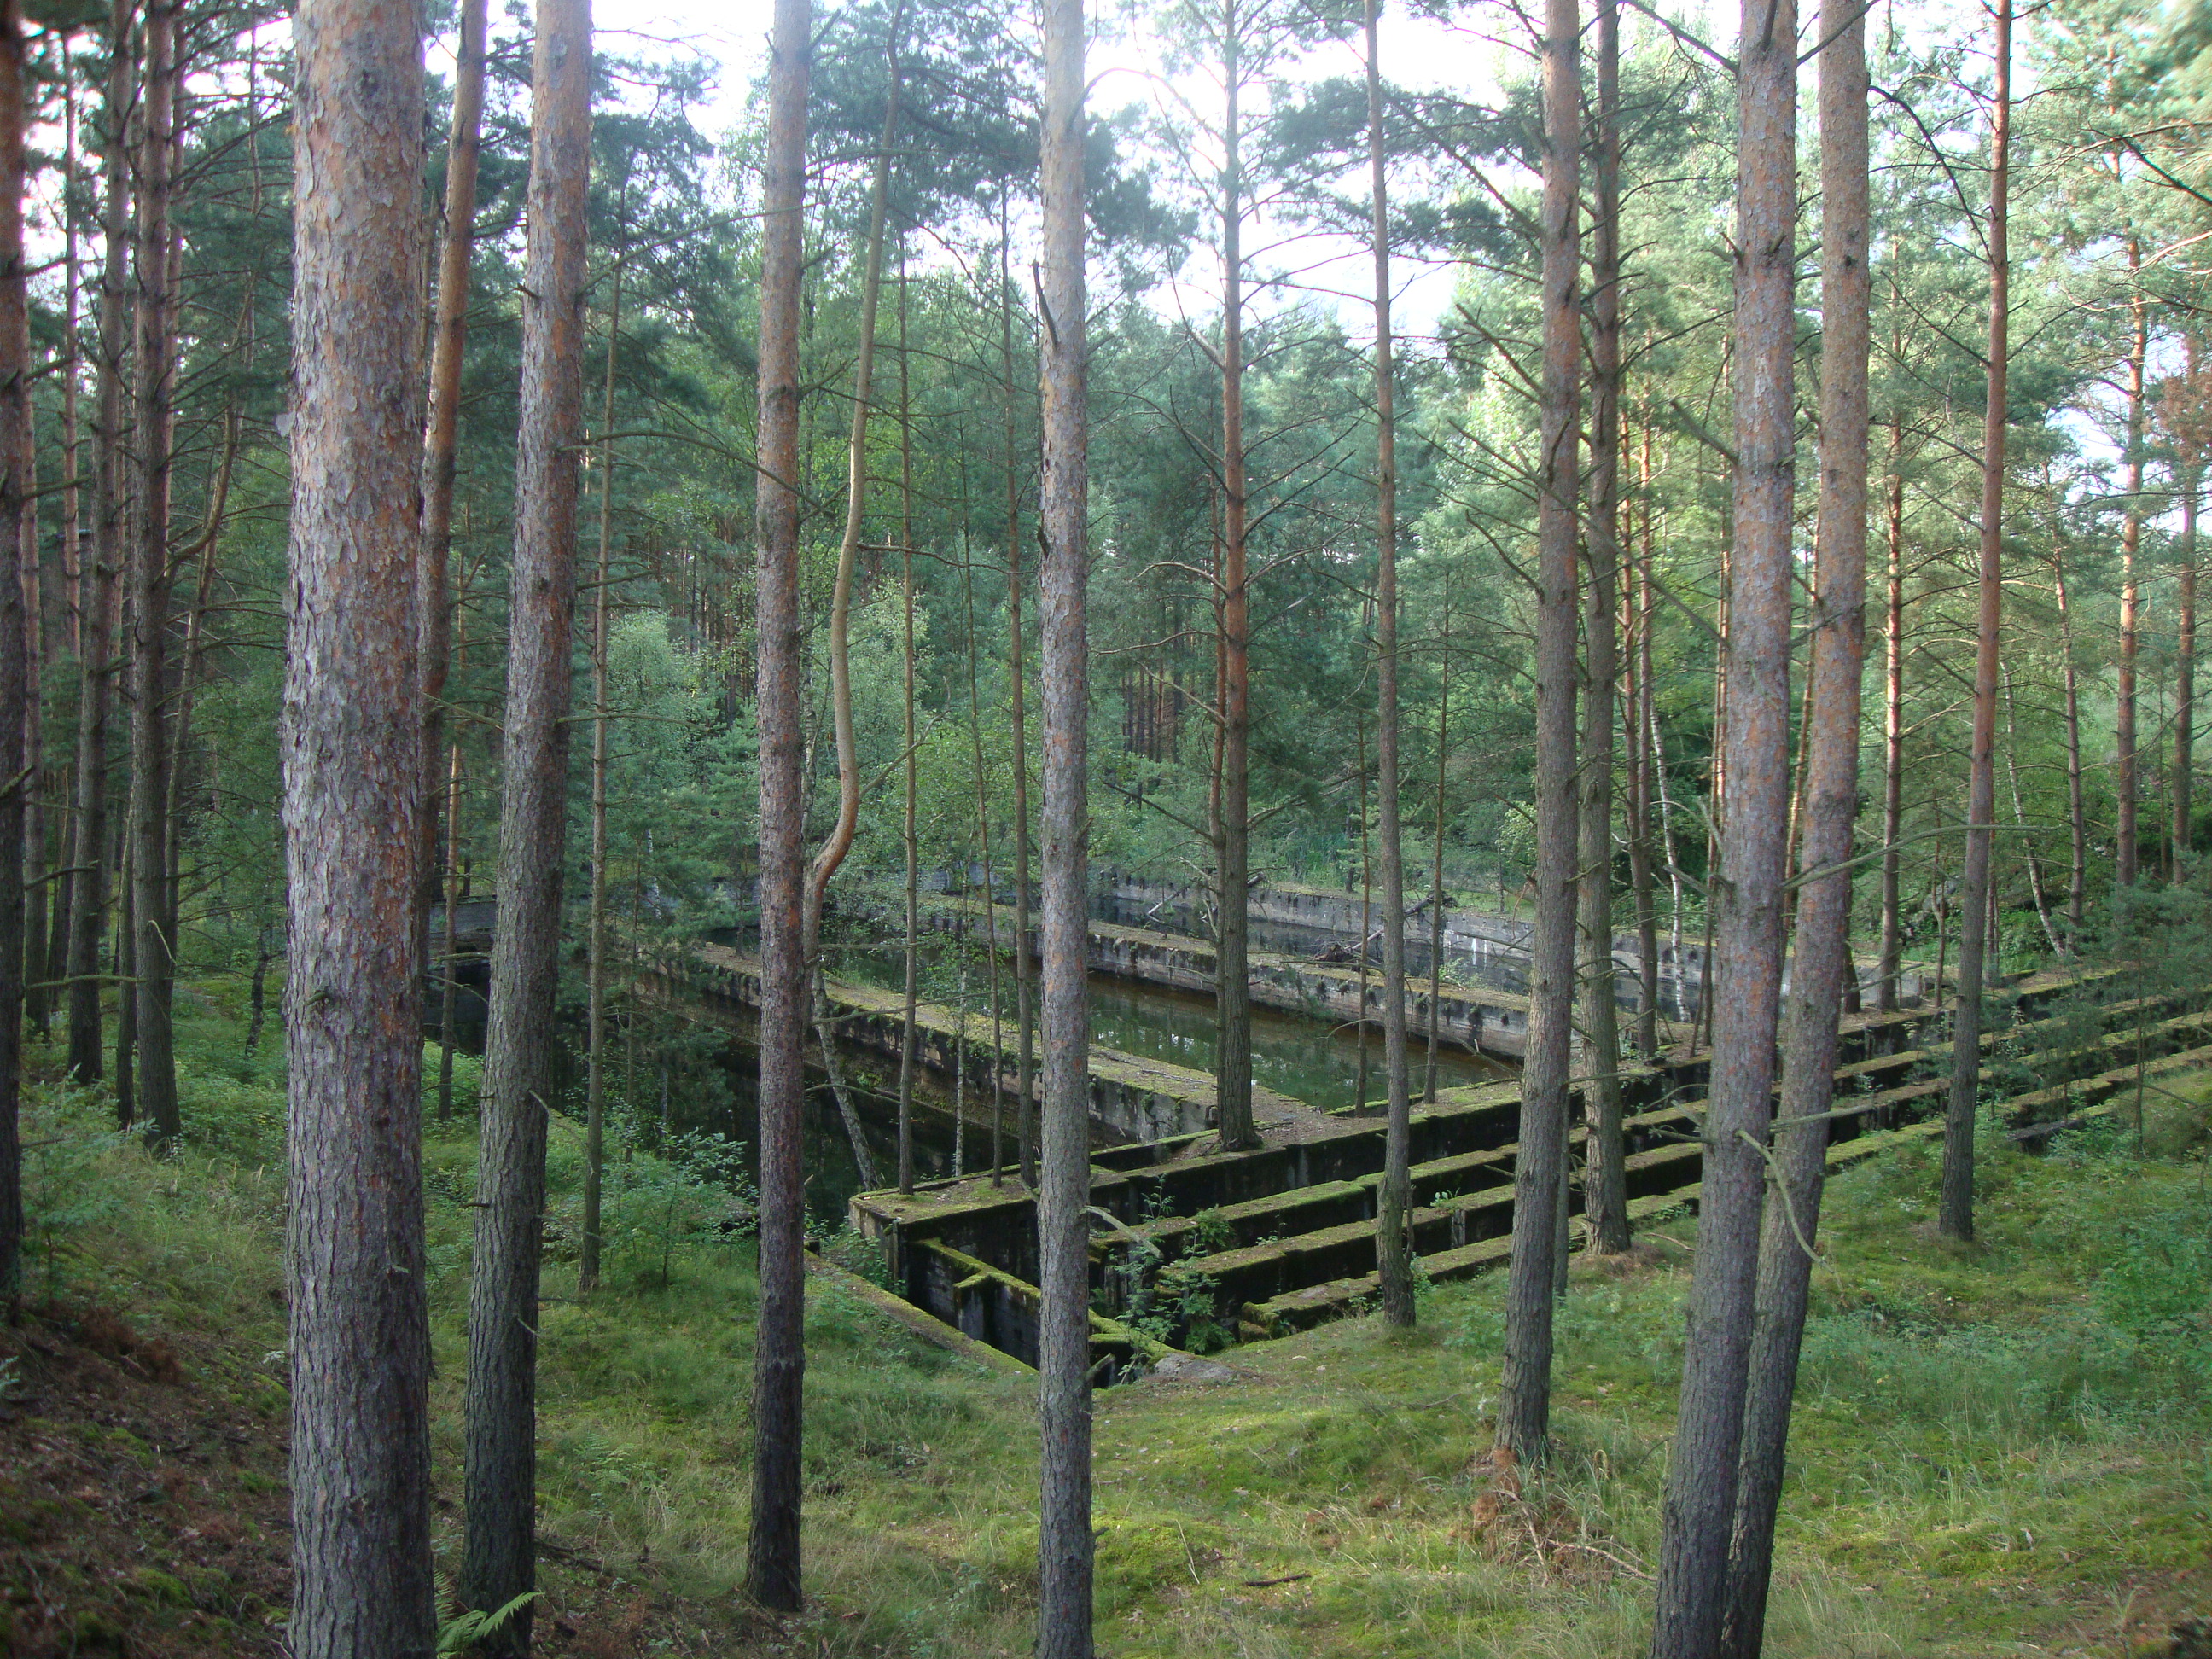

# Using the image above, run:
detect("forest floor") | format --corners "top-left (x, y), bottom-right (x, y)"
top-left (3, 977), bottom-right (2210, 1657)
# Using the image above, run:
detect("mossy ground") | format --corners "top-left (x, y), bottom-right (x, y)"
top-left (5, 979), bottom-right (2209, 1656)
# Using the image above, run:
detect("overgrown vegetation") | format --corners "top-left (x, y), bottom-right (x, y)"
top-left (5, 986), bottom-right (2208, 1656)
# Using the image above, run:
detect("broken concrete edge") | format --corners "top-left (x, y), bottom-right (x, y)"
top-left (802, 1248), bottom-right (1036, 1378)
top-left (2003, 1040), bottom-right (2212, 1140)
top-left (1238, 1114), bottom-right (1977, 1334)
top-left (915, 1237), bottom-right (1187, 1366)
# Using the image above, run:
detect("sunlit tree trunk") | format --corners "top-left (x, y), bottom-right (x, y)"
top-left (1940, 0), bottom-right (2007, 1245)
top-left (1035, 0), bottom-right (1093, 1640)
top-left (461, 2), bottom-right (591, 1645)
top-left (1648, 0), bottom-right (1796, 1644)
top-left (745, 0), bottom-right (811, 1611)
top-left (1720, 0), bottom-right (1866, 1643)
top-left (282, 0), bottom-right (435, 1645)
top-left (1580, 0), bottom-right (1628, 1256)
top-left (1496, 0), bottom-right (1579, 1464)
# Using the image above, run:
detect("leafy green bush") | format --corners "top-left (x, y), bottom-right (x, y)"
top-left (2094, 1207), bottom-right (2212, 1387)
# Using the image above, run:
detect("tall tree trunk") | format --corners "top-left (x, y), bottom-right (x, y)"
top-left (1426, 574), bottom-right (1449, 1103)
top-left (437, 740), bottom-right (463, 1119)
top-left (579, 247), bottom-right (623, 1299)
top-left (1355, 711), bottom-right (1371, 1114)
top-left (1939, 0), bottom-right (2007, 1245)
top-left (418, 0), bottom-right (489, 981)
top-left (1720, 0), bottom-right (1867, 1643)
top-left (1367, 0), bottom-right (1415, 1324)
top-left (2177, 465), bottom-right (2197, 877)
top-left (1215, 8), bottom-right (1258, 1153)
top-left (46, 70), bottom-right (79, 1018)
top-left (1496, 0), bottom-right (1580, 1463)
top-left (2116, 242), bottom-right (2145, 891)
top-left (1580, 0), bottom-right (1629, 1256)
top-left (1002, 214), bottom-right (1038, 1190)
top-left (1876, 419), bottom-right (1905, 1006)
top-left (160, 411), bottom-right (236, 928)
top-left (801, 47), bottom-right (899, 952)
top-left (1035, 0), bottom-right (1093, 1640)
top-left (0, 0), bottom-right (29, 1303)
top-left (1627, 427), bottom-right (1662, 1056)
top-left (899, 258), bottom-right (920, 1196)
top-left (282, 0), bottom-right (435, 1646)
top-left (128, 0), bottom-right (178, 1143)
top-left (2052, 524), bottom-right (2086, 942)
top-left (961, 527), bottom-right (1007, 1180)
top-left (20, 370), bottom-right (42, 1035)
top-left (114, 846), bottom-right (134, 1125)
top-left (745, 0), bottom-right (810, 1612)
top-left (460, 2), bottom-right (590, 1644)
top-left (65, 0), bottom-right (131, 1086)
top-left (1647, 0), bottom-right (1796, 1644)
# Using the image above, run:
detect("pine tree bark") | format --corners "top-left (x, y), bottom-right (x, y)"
top-left (46, 73), bottom-right (79, 1020)
top-left (801, 51), bottom-right (899, 954)
top-left (745, 0), bottom-right (811, 1611)
top-left (1876, 418), bottom-right (1905, 1007)
top-left (20, 365), bottom-right (43, 1037)
top-left (127, 0), bottom-right (178, 1143)
top-left (0, 0), bottom-right (30, 1301)
top-left (461, 2), bottom-right (591, 1645)
top-left (282, 0), bottom-right (435, 1647)
top-left (1720, 0), bottom-right (1867, 1643)
top-left (1579, 0), bottom-right (1629, 1256)
top-left (1367, 0), bottom-right (1416, 1328)
top-left (1627, 439), bottom-right (1662, 1057)
top-left (2176, 467), bottom-right (2197, 876)
top-left (64, 0), bottom-right (131, 1086)
top-left (1939, 0), bottom-right (2006, 1245)
top-left (1214, 5), bottom-right (1259, 1154)
top-left (899, 259), bottom-right (921, 1196)
top-left (1036, 0), bottom-right (1093, 1639)
top-left (579, 247), bottom-right (623, 1299)
top-left (2053, 526), bottom-right (2085, 941)
top-left (1496, 0), bottom-right (1579, 1464)
top-left (1647, 0), bottom-right (1796, 1645)
top-left (2116, 243), bottom-right (2145, 891)
top-left (1426, 577), bottom-right (1448, 1103)
top-left (1002, 219), bottom-right (1038, 1190)
top-left (418, 0), bottom-right (489, 981)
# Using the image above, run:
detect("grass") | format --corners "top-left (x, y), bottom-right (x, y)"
top-left (9, 975), bottom-right (2212, 1656)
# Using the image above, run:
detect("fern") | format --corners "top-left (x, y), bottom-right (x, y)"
top-left (436, 1592), bottom-right (539, 1656)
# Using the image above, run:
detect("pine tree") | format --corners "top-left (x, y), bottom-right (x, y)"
top-left (282, 0), bottom-right (435, 1648)
top-left (461, 1), bottom-right (593, 1645)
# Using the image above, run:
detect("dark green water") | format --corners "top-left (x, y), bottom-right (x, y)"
top-left (826, 936), bottom-right (1510, 1113)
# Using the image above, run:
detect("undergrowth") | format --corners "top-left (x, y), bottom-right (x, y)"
top-left (9, 976), bottom-right (2211, 1656)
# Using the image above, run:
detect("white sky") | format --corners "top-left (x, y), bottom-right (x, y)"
top-left (573, 0), bottom-right (1535, 340)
